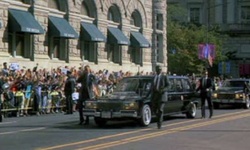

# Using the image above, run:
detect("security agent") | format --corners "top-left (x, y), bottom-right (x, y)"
top-left (151, 65), bottom-right (170, 129)
top-left (196, 70), bottom-right (215, 119)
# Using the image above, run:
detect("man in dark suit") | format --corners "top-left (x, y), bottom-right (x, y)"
top-left (64, 71), bottom-right (76, 114)
top-left (76, 65), bottom-right (95, 125)
top-left (196, 70), bottom-right (214, 119)
top-left (151, 65), bottom-right (170, 129)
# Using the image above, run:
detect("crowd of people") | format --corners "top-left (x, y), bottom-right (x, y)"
top-left (0, 62), bottom-right (141, 119)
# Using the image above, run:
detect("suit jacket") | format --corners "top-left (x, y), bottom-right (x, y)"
top-left (77, 72), bottom-right (96, 100)
top-left (196, 77), bottom-right (214, 98)
top-left (151, 74), bottom-right (170, 102)
top-left (64, 75), bottom-right (76, 96)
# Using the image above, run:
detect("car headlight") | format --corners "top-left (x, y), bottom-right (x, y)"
top-left (213, 93), bottom-right (217, 98)
top-left (123, 102), bottom-right (138, 110)
top-left (235, 94), bottom-right (243, 99)
top-left (85, 101), bottom-right (97, 109)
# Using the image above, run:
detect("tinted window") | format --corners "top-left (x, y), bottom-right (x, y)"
top-left (222, 80), bottom-right (248, 87)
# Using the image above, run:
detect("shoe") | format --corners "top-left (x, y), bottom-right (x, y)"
top-left (209, 115), bottom-right (212, 119)
top-left (78, 120), bottom-right (84, 125)
top-left (157, 123), bottom-right (161, 129)
top-left (83, 121), bottom-right (89, 125)
top-left (200, 116), bottom-right (205, 119)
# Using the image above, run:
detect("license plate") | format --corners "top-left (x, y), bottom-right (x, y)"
top-left (101, 112), bottom-right (111, 118)
top-left (222, 100), bottom-right (228, 103)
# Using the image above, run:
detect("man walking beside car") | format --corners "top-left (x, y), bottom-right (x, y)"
top-left (151, 65), bottom-right (170, 129)
top-left (196, 69), bottom-right (215, 119)
top-left (76, 65), bottom-right (96, 125)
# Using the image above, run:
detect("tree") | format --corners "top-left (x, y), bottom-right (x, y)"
top-left (167, 5), bottom-right (227, 76)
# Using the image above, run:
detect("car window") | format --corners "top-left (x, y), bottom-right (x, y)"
top-left (182, 79), bottom-right (191, 91)
top-left (176, 78), bottom-right (183, 91)
top-left (115, 78), bottom-right (139, 92)
top-left (222, 80), bottom-right (246, 87)
top-left (167, 78), bottom-right (175, 92)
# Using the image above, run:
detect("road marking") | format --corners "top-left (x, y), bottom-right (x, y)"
top-left (77, 112), bottom-right (250, 150)
top-left (0, 127), bottom-right (45, 135)
top-left (0, 121), bottom-right (16, 125)
top-left (41, 110), bottom-right (250, 150)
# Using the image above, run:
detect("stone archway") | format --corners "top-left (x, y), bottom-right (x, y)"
top-left (126, 0), bottom-right (147, 28)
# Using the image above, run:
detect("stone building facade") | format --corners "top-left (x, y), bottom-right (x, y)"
top-left (0, 0), bottom-right (167, 73)
top-left (168, 0), bottom-right (250, 78)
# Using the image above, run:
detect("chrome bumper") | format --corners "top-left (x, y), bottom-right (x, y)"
top-left (213, 99), bottom-right (246, 104)
top-left (83, 109), bottom-right (138, 118)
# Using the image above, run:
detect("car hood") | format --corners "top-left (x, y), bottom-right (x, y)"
top-left (216, 87), bottom-right (243, 93)
top-left (98, 92), bottom-right (141, 101)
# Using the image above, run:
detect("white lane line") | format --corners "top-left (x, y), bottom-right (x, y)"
top-left (0, 121), bottom-right (17, 125)
top-left (0, 127), bottom-right (46, 135)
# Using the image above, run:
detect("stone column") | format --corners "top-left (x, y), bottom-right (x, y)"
top-left (0, 1), bottom-right (9, 60)
top-left (152, 0), bottom-right (167, 72)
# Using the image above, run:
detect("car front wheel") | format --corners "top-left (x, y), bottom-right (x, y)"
top-left (244, 96), bottom-right (250, 109)
top-left (186, 102), bottom-right (197, 118)
top-left (139, 104), bottom-right (152, 126)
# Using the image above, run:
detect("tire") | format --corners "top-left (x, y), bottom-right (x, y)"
top-left (139, 104), bottom-right (152, 126)
top-left (186, 102), bottom-right (197, 118)
top-left (94, 117), bottom-right (107, 127)
top-left (243, 96), bottom-right (250, 109)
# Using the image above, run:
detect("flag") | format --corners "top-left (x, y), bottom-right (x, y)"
top-left (208, 53), bottom-right (213, 67)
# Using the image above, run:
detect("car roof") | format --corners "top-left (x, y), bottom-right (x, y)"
top-left (124, 75), bottom-right (189, 79)
top-left (226, 78), bottom-right (250, 81)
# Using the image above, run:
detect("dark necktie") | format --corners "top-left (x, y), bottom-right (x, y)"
top-left (203, 78), bottom-right (206, 88)
top-left (155, 76), bottom-right (159, 90)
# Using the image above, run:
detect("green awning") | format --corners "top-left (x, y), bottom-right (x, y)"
top-left (8, 9), bottom-right (44, 34)
top-left (48, 16), bottom-right (79, 38)
top-left (130, 31), bottom-right (150, 48)
top-left (108, 27), bottom-right (130, 45)
top-left (81, 22), bottom-right (106, 42)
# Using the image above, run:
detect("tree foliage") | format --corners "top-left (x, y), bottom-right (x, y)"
top-left (167, 5), bottom-right (227, 76)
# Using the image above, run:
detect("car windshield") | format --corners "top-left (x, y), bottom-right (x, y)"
top-left (222, 80), bottom-right (247, 88)
top-left (114, 78), bottom-right (152, 95)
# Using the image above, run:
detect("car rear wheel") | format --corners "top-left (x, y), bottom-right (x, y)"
top-left (94, 117), bottom-right (107, 127)
top-left (243, 96), bottom-right (250, 109)
top-left (139, 104), bottom-right (152, 126)
top-left (186, 102), bottom-right (196, 118)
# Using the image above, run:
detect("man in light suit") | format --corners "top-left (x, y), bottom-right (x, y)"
top-left (77, 65), bottom-right (96, 125)
top-left (151, 65), bottom-right (170, 129)
top-left (196, 70), bottom-right (215, 119)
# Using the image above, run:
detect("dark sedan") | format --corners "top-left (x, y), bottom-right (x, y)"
top-left (212, 78), bottom-right (250, 109)
top-left (83, 75), bottom-right (199, 126)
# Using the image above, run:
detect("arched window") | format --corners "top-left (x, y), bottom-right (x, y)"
top-left (81, 1), bottom-right (90, 16)
top-left (131, 10), bottom-right (142, 27)
top-left (48, 0), bottom-right (59, 10)
top-left (107, 5), bottom-right (121, 23)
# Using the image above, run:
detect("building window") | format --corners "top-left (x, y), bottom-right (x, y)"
top-left (15, 33), bottom-right (25, 56)
top-left (48, 0), bottom-right (59, 10)
top-left (8, 33), bottom-right (32, 59)
top-left (156, 14), bottom-right (163, 30)
top-left (81, 2), bottom-right (90, 16)
top-left (130, 47), bottom-right (142, 65)
top-left (49, 38), bottom-right (66, 60)
top-left (107, 5), bottom-right (121, 23)
top-left (241, 6), bottom-right (250, 24)
top-left (156, 34), bottom-right (163, 63)
top-left (189, 8), bottom-right (200, 24)
top-left (107, 44), bottom-right (120, 64)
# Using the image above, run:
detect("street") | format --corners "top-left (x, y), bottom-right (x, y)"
top-left (0, 106), bottom-right (250, 150)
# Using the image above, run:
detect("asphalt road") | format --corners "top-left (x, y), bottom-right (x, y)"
top-left (0, 106), bottom-right (250, 150)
